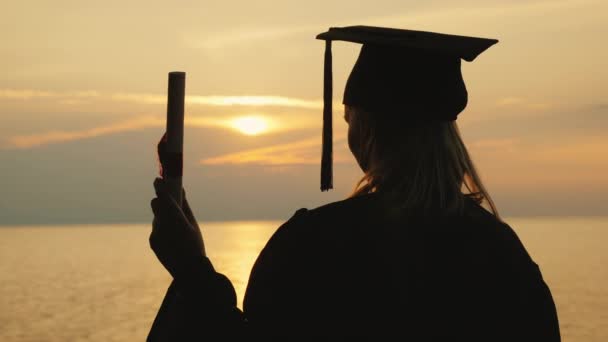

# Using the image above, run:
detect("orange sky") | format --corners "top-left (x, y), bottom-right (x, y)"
top-left (1, 0), bottom-right (607, 224)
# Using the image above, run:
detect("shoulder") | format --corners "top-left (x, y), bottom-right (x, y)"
top-left (263, 193), bottom-right (378, 248)
top-left (463, 198), bottom-right (538, 272)
top-left (303, 192), bottom-right (379, 223)
top-left (244, 196), bottom-right (376, 311)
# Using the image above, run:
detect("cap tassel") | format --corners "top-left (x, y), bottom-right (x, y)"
top-left (321, 40), bottom-right (333, 191)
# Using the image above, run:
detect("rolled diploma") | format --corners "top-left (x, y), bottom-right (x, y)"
top-left (165, 71), bottom-right (185, 206)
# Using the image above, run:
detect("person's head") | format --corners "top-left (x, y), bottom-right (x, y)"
top-left (315, 27), bottom-right (498, 217)
top-left (345, 104), bottom-right (498, 218)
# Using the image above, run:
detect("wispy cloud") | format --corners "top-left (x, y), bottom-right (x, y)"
top-left (201, 135), bottom-right (349, 166)
top-left (496, 97), bottom-right (525, 106)
top-left (495, 97), bottom-right (553, 111)
top-left (0, 115), bottom-right (246, 149)
top-left (201, 138), bottom-right (319, 165)
top-left (469, 138), bottom-right (519, 152)
top-left (0, 88), bottom-right (325, 149)
top-left (468, 135), bottom-right (608, 189)
top-left (526, 137), bottom-right (608, 166)
top-left (182, 0), bottom-right (603, 52)
top-left (182, 25), bottom-right (315, 50)
top-left (112, 93), bottom-right (324, 109)
top-left (3, 117), bottom-right (163, 149)
top-left (1, 88), bottom-right (326, 110)
top-left (374, 0), bottom-right (603, 29)
top-left (0, 89), bottom-right (100, 100)
top-left (190, 95), bottom-right (322, 109)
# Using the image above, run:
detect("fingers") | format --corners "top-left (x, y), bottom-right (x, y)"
top-left (150, 197), bottom-right (160, 216)
top-left (149, 216), bottom-right (161, 250)
top-left (150, 187), bottom-right (192, 235)
top-left (155, 179), bottom-right (197, 224)
top-left (157, 133), bottom-right (168, 177)
top-left (152, 179), bottom-right (187, 225)
top-left (154, 178), bottom-right (183, 207)
top-left (151, 178), bottom-right (172, 219)
top-left (152, 195), bottom-right (184, 222)
top-left (150, 197), bottom-right (172, 219)
top-left (154, 177), bottom-right (166, 198)
top-left (157, 132), bottom-right (168, 156)
top-left (181, 194), bottom-right (198, 226)
top-left (152, 178), bottom-right (198, 236)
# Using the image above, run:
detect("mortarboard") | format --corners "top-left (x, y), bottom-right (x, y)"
top-left (316, 26), bottom-right (498, 191)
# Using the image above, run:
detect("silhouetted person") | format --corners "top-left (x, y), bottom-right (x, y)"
top-left (148, 26), bottom-right (560, 340)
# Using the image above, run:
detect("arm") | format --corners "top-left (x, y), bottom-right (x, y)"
top-left (148, 179), bottom-right (246, 340)
top-left (148, 179), bottom-right (313, 340)
top-left (496, 223), bottom-right (561, 341)
top-left (515, 262), bottom-right (561, 341)
top-left (242, 209), bottom-right (313, 337)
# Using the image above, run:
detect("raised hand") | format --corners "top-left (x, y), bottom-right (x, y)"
top-left (150, 177), bottom-right (206, 279)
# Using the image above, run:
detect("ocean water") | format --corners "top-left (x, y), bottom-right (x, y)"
top-left (0, 218), bottom-right (606, 341)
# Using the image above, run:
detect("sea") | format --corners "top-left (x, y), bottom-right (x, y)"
top-left (0, 217), bottom-right (606, 341)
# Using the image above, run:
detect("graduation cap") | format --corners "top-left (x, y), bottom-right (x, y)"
top-left (316, 26), bottom-right (498, 191)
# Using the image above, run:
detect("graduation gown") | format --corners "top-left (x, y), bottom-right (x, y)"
top-left (148, 193), bottom-right (561, 341)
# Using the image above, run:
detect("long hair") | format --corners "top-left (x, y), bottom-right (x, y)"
top-left (347, 105), bottom-right (499, 219)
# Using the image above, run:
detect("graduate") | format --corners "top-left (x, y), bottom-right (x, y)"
top-left (148, 26), bottom-right (561, 340)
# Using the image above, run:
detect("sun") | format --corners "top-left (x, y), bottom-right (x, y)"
top-left (230, 116), bottom-right (270, 136)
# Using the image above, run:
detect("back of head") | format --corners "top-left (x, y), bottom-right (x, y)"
top-left (347, 105), bottom-right (498, 219)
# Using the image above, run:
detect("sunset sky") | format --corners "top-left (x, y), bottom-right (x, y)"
top-left (1, 0), bottom-right (607, 224)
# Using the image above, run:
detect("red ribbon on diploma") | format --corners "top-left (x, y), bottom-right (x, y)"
top-left (158, 133), bottom-right (183, 178)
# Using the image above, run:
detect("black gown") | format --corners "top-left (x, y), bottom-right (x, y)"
top-left (148, 193), bottom-right (561, 341)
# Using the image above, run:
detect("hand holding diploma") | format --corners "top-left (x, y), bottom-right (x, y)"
top-left (150, 72), bottom-right (206, 277)
top-left (150, 178), bottom-right (206, 279)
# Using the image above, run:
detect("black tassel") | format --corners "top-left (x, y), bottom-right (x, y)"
top-left (321, 40), bottom-right (333, 191)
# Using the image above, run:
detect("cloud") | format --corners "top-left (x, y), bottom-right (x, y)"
top-left (496, 97), bottom-right (525, 106)
top-left (112, 93), bottom-right (324, 109)
top-left (201, 134), bottom-right (350, 166)
top-left (525, 137), bottom-right (608, 166)
top-left (1, 115), bottom-right (238, 149)
top-left (0, 89), bottom-right (100, 100)
top-left (469, 138), bottom-right (519, 152)
top-left (374, 0), bottom-right (603, 28)
top-left (0, 111), bottom-right (318, 149)
top-left (201, 137), bottom-right (320, 165)
top-left (180, 0), bottom-right (602, 52)
top-left (0, 88), bottom-right (326, 149)
top-left (189, 95), bottom-right (323, 109)
top-left (2, 117), bottom-right (163, 149)
top-left (469, 135), bottom-right (608, 190)
top-left (182, 25), bottom-right (315, 50)
top-left (1, 88), bottom-right (326, 110)
top-left (495, 97), bottom-right (553, 111)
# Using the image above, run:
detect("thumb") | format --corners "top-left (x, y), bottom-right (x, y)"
top-left (157, 132), bottom-right (168, 177)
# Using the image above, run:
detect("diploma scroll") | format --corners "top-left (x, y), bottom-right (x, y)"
top-left (164, 71), bottom-right (185, 206)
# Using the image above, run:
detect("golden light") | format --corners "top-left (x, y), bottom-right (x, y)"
top-left (230, 116), bottom-right (270, 136)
